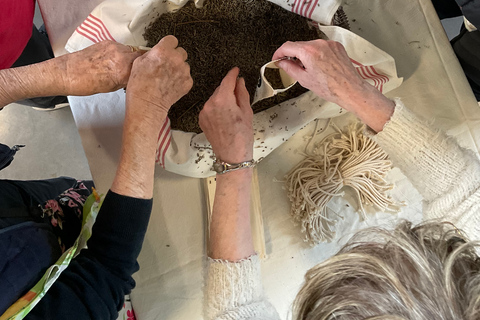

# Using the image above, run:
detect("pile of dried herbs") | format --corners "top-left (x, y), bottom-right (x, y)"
top-left (144, 0), bottom-right (320, 133)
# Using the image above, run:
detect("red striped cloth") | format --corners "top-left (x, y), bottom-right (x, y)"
top-left (351, 58), bottom-right (389, 93)
top-left (0, 0), bottom-right (35, 69)
top-left (75, 14), bottom-right (116, 43)
top-left (155, 117), bottom-right (172, 168)
top-left (291, 0), bottom-right (321, 19)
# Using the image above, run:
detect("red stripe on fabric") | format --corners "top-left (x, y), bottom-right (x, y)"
top-left (302, 0), bottom-right (312, 17)
top-left (161, 134), bottom-right (171, 168)
top-left (84, 18), bottom-right (108, 41)
top-left (355, 67), bottom-right (365, 79)
top-left (89, 14), bottom-right (116, 42)
top-left (292, 0), bottom-right (299, 14)
top-left (291, 0), bottom-right (297, 13)
top-left (369, 66), bottom-right (389, 83)
top-left (356, 66), bottom-right (370, 81)
top-left (76, 28), bottom-right (97, 43)
top-left (295, 0), bottom-right (303, 14)
top-left (156, 119), bottom-right (169, 163)
top-left (83, 21), bottom-right (106, 42)
top-left (350, 58), bottom-right (362, 66)
top-left (307, 0), bottom-right (319, 19)
top-left (350, 58), bottom-right (388, 92)
top-left (157, 119), bottom-right (171, 166)
top-left (364, 67), bottom-right (382, 91)
top-left (79, 24), bottom-right (102, 42)
top-left (362, 66), bottom-right (378, 80)
top-left (357, 66), bottom-right (379, 90)
top-left (363, 67), bottom-right (386, 92)
top-left (155, 124), bottom-right (165, 163)
top-left (76, 26), bottom-right (100, 43)
top-left (299, 0), bottom-right (307, 16)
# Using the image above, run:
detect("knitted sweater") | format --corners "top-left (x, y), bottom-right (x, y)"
top-left (204, 99), bottom-right (480, 319)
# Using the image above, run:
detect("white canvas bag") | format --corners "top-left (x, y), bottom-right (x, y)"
top-left (66, 0), bottom-right (403, 178)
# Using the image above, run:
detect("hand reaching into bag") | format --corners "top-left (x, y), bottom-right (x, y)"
top-left (273, 39), bottom-right (395, 132)
top-left (199, 67), bottom-right (253, 163)
top-left (273, 39), bottom-right (367, 110)
top-left (126, 35), bottom-right (193, 123)
top-left (113, 35), bottom-right (192, 199)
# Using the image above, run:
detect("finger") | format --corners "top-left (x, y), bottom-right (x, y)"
top-left (158, 35), bottom-right (179, 49)
top-left (234, 78), bottom-right (251, 111)
top-left (218, 67), bottom-right (240, 93)
top-left (130, 49), bottom-right (145, 60)
top-left (176, 47), bottom-right (188, 61)
top-left (272, 41), bottom-right (305, 61)
top-left (276, 60), bottom-right (305, 81)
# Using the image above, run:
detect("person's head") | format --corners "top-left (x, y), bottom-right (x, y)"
top-left (293, 221), bottom-right (480, 320)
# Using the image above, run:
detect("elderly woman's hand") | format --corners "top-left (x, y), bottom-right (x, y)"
top-left (272, 40), bottom-right (369, 112)
top-left (273, 40), bottom-right (395, 132)
top-left (199, 67), bottom-right (253, 163)
top-left (126, 35), bottom-right (193, 120)
top-left (58, 40), bottom-right (143, 95)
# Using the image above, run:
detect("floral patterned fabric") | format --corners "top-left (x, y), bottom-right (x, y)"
top-left (119, 295), bottom-right (136, 320)
top-left (40, 182), bottom-right (138, 320)
top-left (41, 181), bottom-right (91, 252)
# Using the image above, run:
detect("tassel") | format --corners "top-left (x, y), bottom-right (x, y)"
top-left (285, 122), bottom-right (403, 245)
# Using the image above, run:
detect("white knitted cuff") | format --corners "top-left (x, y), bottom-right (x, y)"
top-left (373, 98), bottom-right (478, 201)
top-left (205, 254), bottom-right (263, 319)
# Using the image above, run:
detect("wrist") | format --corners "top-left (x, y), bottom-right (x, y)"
top-left (125, 94), bottom-right (169, 129)
top-left (216, 166), bottom-right (253, 179)
top-left (0, 71), bottom-right (16, 107)
top-left (332, 80), bottom-right (373, 111)
top-left (339, 82), bottom-right (395, 132)
top-left (214, 148), bottom-right (254, 165)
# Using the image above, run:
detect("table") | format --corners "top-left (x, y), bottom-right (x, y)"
top-left (38, 0), bottom-right (480, 319)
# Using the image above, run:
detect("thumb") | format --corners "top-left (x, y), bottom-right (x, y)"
top-left (276, 60), bottom-right (305, 82)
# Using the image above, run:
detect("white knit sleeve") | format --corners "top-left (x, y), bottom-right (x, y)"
top-left (205, 254), bottom-right (280, 320)
top-left (372, 98), bottom-right (480, 239)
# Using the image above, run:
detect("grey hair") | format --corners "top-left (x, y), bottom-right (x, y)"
top-left (293, 221), bottom-right (480, 320)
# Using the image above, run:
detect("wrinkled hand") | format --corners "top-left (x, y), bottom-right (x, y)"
top-left (126, 35), bottom-right (193, 118)
top-left (199, 67), bottom-right (253, 164)
top-left (272, 40), bottom-right (368, 111)
top-left (59, 40), bottom-right (143, 95)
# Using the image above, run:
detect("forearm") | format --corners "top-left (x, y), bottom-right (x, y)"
top-left (28, 193), bottom-right (153, 320)
top-left (111, 97), bottom-right (167, 199)
top-left (209, 168), bottom-right (255, 261)
top-left (338, 82), bottom-right (395, 133)
top-left (0, 58), bottom-right (67, 107)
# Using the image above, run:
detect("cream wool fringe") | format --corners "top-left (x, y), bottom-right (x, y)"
top-left (285, 122), bottom-right (403, 244)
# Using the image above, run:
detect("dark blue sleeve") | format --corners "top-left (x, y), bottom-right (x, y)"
top-left (25, 190), bottom-right (153, 320)
top-left (456, 0), bottom-right (480, 27)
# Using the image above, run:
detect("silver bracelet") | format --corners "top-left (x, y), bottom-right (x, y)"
top-left (212, 159), bottom-right (256, 174)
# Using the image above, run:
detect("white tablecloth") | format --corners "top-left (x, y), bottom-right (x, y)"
top-left (67, 0), bottom-right (480, 319)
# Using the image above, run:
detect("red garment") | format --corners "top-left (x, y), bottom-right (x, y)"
top-left (0, 0), bottom-right (35, 69)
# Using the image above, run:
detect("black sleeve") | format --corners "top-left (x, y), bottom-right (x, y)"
top-left (26, 190), bottom-right (153, 320)
top-left (456, 0), bottom-right (480, 27)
